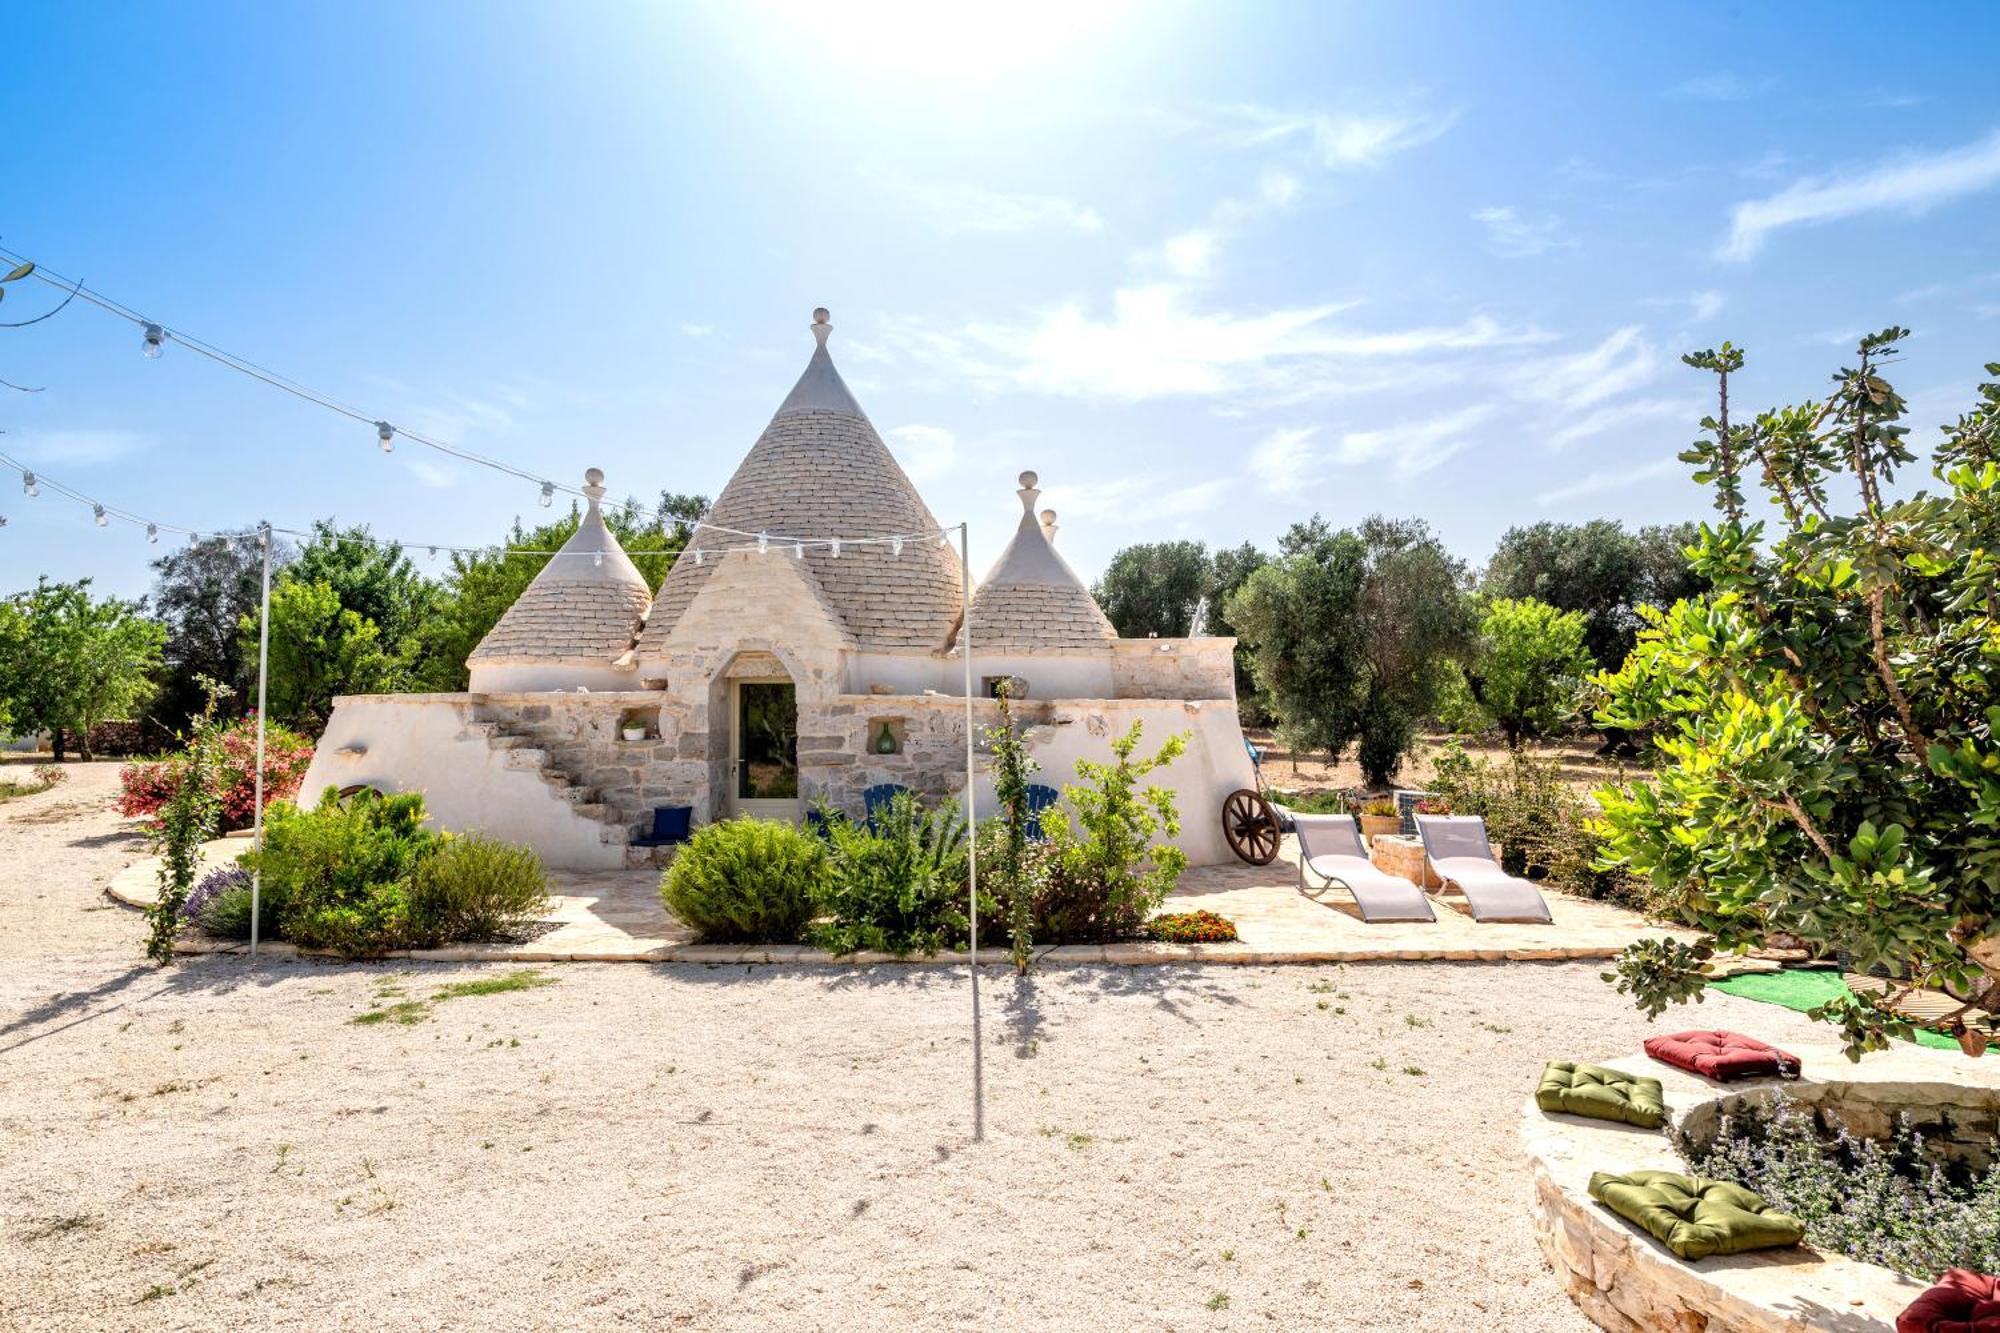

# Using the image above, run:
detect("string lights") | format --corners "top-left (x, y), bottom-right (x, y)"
top-left (0, 245), bottom-right (957, 559)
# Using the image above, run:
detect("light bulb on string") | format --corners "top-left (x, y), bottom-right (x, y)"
top-left (693, 548), bottom-right (704, 567)
top-left (189, 532), bottom-right (199, 548)
top-left (427, 546), bottom-right (438, 560)
top-left (829, 539), bottom-right (841, 558)
top-left (793, 542), bottom-right (804, 560)
top-left (93, 503), bottom-right (108, 527)
top-left (141, 324), bottom-right (165, 358)
top-left (891, 536), bottom-right (903, 559)
top-left (593, 551), bottom-right (604, 568)
top-left (0, 515), bottom-right (8, 528)
top-left (756, 532), bottom-right (769, 555)
top-left (146, 523), bottom-right (159, 544)
top-left (375, 421), bottom-right (395, 453)
top-left (539, 482), bottom-right (554, 508)
top-left (22, 471), bottom-right (37, 498)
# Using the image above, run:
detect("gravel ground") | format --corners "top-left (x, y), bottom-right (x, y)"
top-left (0, 762), bottom-right (1828, 1331)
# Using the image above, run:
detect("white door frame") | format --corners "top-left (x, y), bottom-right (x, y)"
top-left (727, 676), bottom-right (801, 822)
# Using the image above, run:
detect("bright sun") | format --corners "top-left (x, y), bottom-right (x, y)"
top-left (746, 0), bottom-right (1141, 90)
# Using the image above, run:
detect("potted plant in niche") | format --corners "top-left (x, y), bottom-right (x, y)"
top-left (1355, 796), bottom-right (1401, 840)
top-left (622, 719), bottom-right (648, 742)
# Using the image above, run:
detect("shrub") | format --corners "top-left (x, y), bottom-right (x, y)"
top-left (408, 834), bottom-right (552, 944)
top-left (31, 763), bottom-right (65, 789)
top-left (1681, 1093), bottom-right (2000, 1280)
top-left (1357, 796), bottom-right (1397, 818)
top-left (1429, 741), bottom-right (1639, 904)
top-left (1269, 788), bottom-right (1351, 815)
top-left (1146, 910), bottom-right (1238, 943)
top-left (181, 864), bottom-right (250, 928)
top-left (118, 715), bottom-right (314, 832)
top-left (660, 817), bottom-right (826, 943)
top-left (812, 794), bottom-right (969, 956)
top-left (242, 787), bottom-right (438, 957)
top-left (1001, 722), bottom-right (1191, 945)
top-left (1460, 597), bottom-right (1596, 746)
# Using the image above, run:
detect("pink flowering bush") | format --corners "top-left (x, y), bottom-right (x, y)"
top-left (118, 716), bottom-right (314, 832)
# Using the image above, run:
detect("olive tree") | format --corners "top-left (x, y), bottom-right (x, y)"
top-left (1596, 331), bottom-right (2000, 1057)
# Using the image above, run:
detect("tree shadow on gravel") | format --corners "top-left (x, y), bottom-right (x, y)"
top-left (1075, 963), bottom-right (1250, 1025)
top-left (0, 954), bottom-right (342, 1055)
top-left (68, 829), bottom-right (147, 850)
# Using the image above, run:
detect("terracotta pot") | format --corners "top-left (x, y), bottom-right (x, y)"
top-left (1359, 814), bottom-right (1401, 840)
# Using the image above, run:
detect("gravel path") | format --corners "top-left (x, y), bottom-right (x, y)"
top-left (0, 762), bottom-right (1829, 1331)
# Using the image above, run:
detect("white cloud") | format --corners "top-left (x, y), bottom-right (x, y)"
top-left (1249, 426), bottom-right (1320, 493)
top-left (680, 323), bottom-right (712, 337)
top-left (1673, 72), bottom-right (1772, 102)
top-left (9, 429), bottom-right (150, 466)
top-left (1052, 474), bottom-right (1232, 523)
top-left (885, 423), bottom-right (959, 481)
top-left (925, 286), bottom-right (1542, 404)
top-left (1689, 290), bottom-right (1725, 322)
top-left (1723, 129), bottom-right (2000, 260)
top-left (1543, 396), bottom-right (1694, 452)
top-left (1519, 326), bottom-right (1659, 409)
top-left (1536, 457), bottom-right (1682, 506)
top-left (899, 182), bottom-right (1103, 236)
top-left (403, 457), bottom-right (458, 490)
top-left (1138, 170), bottom-right (1304, 282)
top-left (1219, 105), bottom-right (1458, 169)
top-left (1471, 205), bottom-right (1574, 258)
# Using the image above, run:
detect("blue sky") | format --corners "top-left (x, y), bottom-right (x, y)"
top-left (4, 2), bottom-right (1999, 598)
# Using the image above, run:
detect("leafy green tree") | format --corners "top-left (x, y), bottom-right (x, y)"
top-left (1208, 541), bottom-right (1270, 723)
top-left (1227, 515), bottom-right (1472, 786)
top-left (287, 521), bottom-right (440, 661)
top-left (1596, 332), bottom-right (2000, 1056)
top-left (247, 578), bottom-right (402, 729)
top-left (411, 492), bottom-right (703, 691)
top-left (147, 534), bottom-right (293, 729)
top-left (1093, 540), bottom-right (1211, 638)
top-left (1463, 597), bottom-right (1596, 746)
top-left (0, 578), bottom-right (165, 759)
top-left (1484, 519), bottom-right (1706, 671)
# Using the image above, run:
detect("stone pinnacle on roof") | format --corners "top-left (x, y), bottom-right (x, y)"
top-left (468, 466), bottom-right (654, 666)
top-left (958, 470), bottom-right (1117, 653)
top-left (639, 307), bottom-right (964, 656)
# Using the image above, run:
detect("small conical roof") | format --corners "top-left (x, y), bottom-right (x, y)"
top-left (469, 468), bottom-right (654, 665)
top-left (640, 309), bottom-right (964, 655)
top-left (958, 472), bottom-right (1116, 653)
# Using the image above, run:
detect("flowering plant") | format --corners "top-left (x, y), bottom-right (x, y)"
top-left (1145, 909), bottom-right (1239, 944)
top-left (119, 716), bottom-right (313, 832)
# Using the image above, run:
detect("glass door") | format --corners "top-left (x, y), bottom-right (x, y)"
top-left (729, 679), bottom-right (800, 820)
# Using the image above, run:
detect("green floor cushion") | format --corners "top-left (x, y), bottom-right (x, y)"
top-left (1536, 1062), bottom-right (1667, 1128)
top-left (1587, 1170), bottom-right (1806, 1261)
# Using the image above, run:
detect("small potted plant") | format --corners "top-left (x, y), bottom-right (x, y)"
top-left (1356, 795), bottom-right (1401, 840)
top-left (622, 721), bottom-right (649, 742)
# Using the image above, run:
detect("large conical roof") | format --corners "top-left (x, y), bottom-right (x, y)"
top-left (469, 468), bottom-right (653, 665)
top-left (639, 309), bottom-right (964, 655)
top-left (958, 472), bottom-right (1117, 653)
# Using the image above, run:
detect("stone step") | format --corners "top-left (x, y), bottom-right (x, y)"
top-left (461, 721), bottom-right (501, 740)
top-left (487, 734), bottom-right (540, 751)
top-left (554, 786), bottom-right (598, 806)
top-left (572, 802), bottom-right (622, 823)
top-left (624, 844), bottom-right (676, 869)
top-left (500, 748), bottom-right (550, 770)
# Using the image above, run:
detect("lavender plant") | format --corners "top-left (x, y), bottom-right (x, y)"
top-left (1680, 1094), bottom-right (2000, 1279)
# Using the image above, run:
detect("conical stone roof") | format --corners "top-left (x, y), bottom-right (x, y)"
top-left (468, 468), bottom-right (653, 666)
top-left (958, 472), bottom-right (1117, 653)
top-left (639, 309), bottom-right (964, 655)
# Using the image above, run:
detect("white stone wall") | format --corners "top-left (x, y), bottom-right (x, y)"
top-left (468, 661), bottom-right (646, 693)
top-left (296, 694), bottom-right (629, 870)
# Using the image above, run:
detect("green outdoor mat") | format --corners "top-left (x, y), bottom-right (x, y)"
top-left (1707, 969), bottom-right (1958, 1051)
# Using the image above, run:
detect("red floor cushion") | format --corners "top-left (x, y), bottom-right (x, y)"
top-left (1643, 1030), bottom-right (1801, 1082)
top-left (1899, 1269), bottom-right (2000, 1333)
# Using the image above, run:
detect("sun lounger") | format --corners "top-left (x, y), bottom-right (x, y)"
top-left (1414, 814), bottom-right (1554, 923)
top-left (1292, 813), bottom-right (1435, 923)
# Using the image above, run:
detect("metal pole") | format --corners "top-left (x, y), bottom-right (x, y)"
top-left (960, 520), bottom-right (984, 1143)
top-left (251, 522), bottom-right (271, 957)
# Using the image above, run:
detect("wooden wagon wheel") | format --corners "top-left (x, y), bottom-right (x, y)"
top-left (1222, 787), bottom-right (1281, 866)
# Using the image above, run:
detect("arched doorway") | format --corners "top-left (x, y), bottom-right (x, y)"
top-left (724, 661), bottom-right (799, 822)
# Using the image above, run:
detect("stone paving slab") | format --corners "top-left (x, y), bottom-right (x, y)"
top-left (111, 834), bottom-right (1693, 966)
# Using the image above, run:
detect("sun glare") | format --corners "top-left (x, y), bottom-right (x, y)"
top-left (747, 0), bottom-right (1140, 90)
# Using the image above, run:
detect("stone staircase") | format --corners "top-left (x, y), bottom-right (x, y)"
top-left (459, 717), bottom-right (673, 869)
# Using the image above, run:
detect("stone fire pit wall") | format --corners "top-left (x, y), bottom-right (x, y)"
top-left (1523, 1042), bottom-right (2000, 1333)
